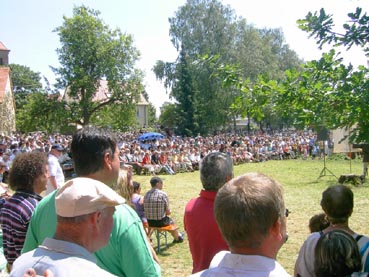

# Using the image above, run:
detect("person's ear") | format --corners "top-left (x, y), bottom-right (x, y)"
top-left (348, 209), bottom-right (353, 217)
top-left (91, 210), bottom-right (104, 230)
top-left (270, 218), bottom-right (284, 243)
top-left (103, 152), bottom-right (113, 170)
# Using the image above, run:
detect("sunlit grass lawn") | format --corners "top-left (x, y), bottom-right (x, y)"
top-left (134, 157), bottom-right (369, 277)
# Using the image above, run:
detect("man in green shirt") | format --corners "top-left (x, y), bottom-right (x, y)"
top-left (22, 127), bottom-right (160, 277)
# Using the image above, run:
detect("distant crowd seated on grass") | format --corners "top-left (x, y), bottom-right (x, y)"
top-left (0, 129), bottom-right (332, 177)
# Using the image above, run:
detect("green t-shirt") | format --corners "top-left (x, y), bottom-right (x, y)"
top-left (22, 191), bottom-right (161, 277)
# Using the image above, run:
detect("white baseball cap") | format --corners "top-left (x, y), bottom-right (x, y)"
top-left (56, 177), bottom-right (125, 217)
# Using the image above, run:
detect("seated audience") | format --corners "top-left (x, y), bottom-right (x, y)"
top-left (142, 151), bottom-right (157, 175)
top-left (309, 213), bottom-right (330, 233)
top-left (184, 152), bottom-right (233, 273)
top-left (192, 172), bottom-right (289, 276)
top-left (113, 167), bottom-right (134, 209)
top-left (295, 185), bottom-right (369, 276)
top-left (158, 151), bottom-right (175, 175)
top-left (132, 181), bottom-right (147, 226)
top-left (21, 127), bottom-right (160, 277)
top-left (144, 177), bottom-right (184, 243)
top-left (10, 177), bottom-right (124, 276)
top-left (314, 230), bottom-right (362, 277)
top-left (0, 152), bottom-right (48, 270)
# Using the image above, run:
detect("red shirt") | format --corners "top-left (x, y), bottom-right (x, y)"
top-left (184, 190), bottom-right (229, 273)
top-left (141, 154), bottom-right (151, 165)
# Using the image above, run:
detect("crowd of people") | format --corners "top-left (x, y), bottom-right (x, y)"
top-left (0, 127), bottom-right (368, 277)
top-left (0, 128), bottom-right (332, 181)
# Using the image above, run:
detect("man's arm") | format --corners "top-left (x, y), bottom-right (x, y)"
top-left (22, 193), bottom-right (58, 254)
top-left (48, 176), bottom-right (58, 190)
top-left (164, 194), bottom-right (171, 215)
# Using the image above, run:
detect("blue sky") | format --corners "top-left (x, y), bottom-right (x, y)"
top-left (1, 0), bottom-right (367, 113)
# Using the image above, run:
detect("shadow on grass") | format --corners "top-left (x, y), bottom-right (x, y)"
top-left (154, 242), bottom-right (179, 257)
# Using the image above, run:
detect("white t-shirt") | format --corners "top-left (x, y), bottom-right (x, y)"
top-left (295, 231), bottom-right (369, 277)
top-left (191, 251), bottom-right (290, 277)
top-left (45, 154), bottom-right (64, 195)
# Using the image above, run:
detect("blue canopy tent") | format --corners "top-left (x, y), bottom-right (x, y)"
top-left (138, 132), bottom-right (164, 141)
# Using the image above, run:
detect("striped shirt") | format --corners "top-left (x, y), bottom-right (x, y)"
top-left (0, 191), bottom-right (42, 264)
top-left (144, 188), bottom-right (169, 220)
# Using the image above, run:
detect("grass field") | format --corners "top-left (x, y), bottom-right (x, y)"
top-left (134, 157), bottom-right (369, 277)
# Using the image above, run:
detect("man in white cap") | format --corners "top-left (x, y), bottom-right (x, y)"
top-left (23, 127), bottom-right (160, 276)
top-left (10, 177), bottom-right (124, 277)
top-left (45, 144), bottom-right (65, 195)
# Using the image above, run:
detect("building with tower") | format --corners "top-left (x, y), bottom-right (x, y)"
top-left (0, 42), bottom-right (16, 134)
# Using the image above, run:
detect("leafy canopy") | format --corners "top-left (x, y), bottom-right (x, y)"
top-left (53, 5), bottom-right (143, 126)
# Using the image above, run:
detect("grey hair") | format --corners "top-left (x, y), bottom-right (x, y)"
top-left (200, 152), bottom-right (233, 191)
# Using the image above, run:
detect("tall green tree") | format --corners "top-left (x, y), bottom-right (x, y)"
top-left (16, 92), bottom-right (67, 133)
top-left (53, 5), bottom-right (143, 126)
top-left (155, 0), bottom-right (302, 135)
top-left (9, 64), bottom-right (43, 110)
top-left (154, 0), bottom-right (238, 135)
top-left (288, 7), bottom-right (369, 142)
top-left (159, 102), bottom-right (180, 130)
top-left (171, 47), bottom-right (198, 136)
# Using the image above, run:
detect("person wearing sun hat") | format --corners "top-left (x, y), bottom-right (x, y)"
top-left (10, 177), bottom-right (124, 277)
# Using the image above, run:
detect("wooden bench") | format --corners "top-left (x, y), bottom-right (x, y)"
top-left (148, 224), bottom-right (178, 253)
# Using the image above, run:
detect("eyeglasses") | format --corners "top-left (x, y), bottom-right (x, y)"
top-left (285, 208), bottom-right (290, 218)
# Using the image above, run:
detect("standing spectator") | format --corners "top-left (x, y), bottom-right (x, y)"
top-left (294, 185), bottom-right (369, 276)
top-left (22, 127), bottom-right (160, 277)
top-left (0, 152), bottom-right (48, 270)
top-left (192, 172), bottom-right (289, 276)
top-left (10, 177), bottom-right (124, 276)
top-left (45, 144), bottom-right (65, 195)
top-left (144, 177), bottom-right (184, 243)
top-left (184, 152), bottom-right (233, 273)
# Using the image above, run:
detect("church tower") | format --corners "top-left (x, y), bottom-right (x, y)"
top-left (0, 41), bottom-right (10, 66)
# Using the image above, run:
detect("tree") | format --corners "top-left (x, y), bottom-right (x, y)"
top-left (292, 7), bottom-right (369, 142)
top-left (154, 0), bottom-right (239, 135)
top-left (159, 102), bottom-right (180, 130)
top-left (53, 5), bottom-right (143, 126)
top-left (171, 47), bottom-right (198, 136)
top-left (9, 64), bottom-right (43, 110)
top-left (90, 101), bottom-right (137, 131)
top-left (155, 0), bottom-right (302, 135)
top-left (16, 92), bottom-right (67, 133)
top-left (147, 103), bottom-right (157, 127)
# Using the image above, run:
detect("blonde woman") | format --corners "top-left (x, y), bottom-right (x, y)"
top-left (113, 167), bottom-right (135, 209)
top-left (113, 167), bottom-right (160, 263)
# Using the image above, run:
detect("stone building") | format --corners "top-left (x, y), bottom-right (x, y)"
top-left (0, 42), bottom-right (16, 134)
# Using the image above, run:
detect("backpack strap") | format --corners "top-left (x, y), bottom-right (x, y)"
top-left (359, 240), bottom-right (369, 272)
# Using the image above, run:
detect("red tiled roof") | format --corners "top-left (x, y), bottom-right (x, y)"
top-left (0, 67), bottom-right (10, 102)
top-left (0, 42), bottom-right (10, 51)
